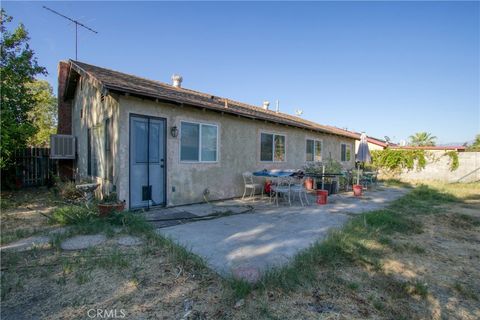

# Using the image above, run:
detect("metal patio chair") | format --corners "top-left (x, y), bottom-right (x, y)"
top-left (242, 171), bottom-right (264, 200)
top-left (290, 177), bottom-right (309, 206)
top-left (270, 176), bottom-right (292, 206)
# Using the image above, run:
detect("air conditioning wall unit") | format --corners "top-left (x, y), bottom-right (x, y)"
top-left (50, 134), bottom-right (76, 159)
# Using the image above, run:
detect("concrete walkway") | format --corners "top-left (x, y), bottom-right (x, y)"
top-left (157, 187), bottom-right (408, 279)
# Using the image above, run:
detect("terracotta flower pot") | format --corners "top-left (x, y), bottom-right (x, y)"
top-left (97, 201), bottom-right (125, 217)
top-left (353, 184), bottom-right (363, 197)
top-left (304, 178), bottom-right (314, 190)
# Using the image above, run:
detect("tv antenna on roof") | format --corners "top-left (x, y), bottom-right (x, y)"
top-left (43, 6), bottom-right (98, 60)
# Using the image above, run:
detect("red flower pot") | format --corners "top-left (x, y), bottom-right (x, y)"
top-left (97, 202), bottom-right (125, 217)
top-left (353, 184), bottom-right (363, 197)
top-left (316, 190), bottom-right (328, 205)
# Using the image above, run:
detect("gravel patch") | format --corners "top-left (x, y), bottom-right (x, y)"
top-left (60, 235), bottom-right (107, 250)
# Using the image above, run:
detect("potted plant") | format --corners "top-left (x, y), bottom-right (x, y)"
top-left (303, 162), bottom-right (322, 190)
top-left (303, 163), bottom-right (319, 190)
top-left (97, 192), bottom-right (125, 217)
top-left (352, 164), bottom-right (363, 197)
top-left (321, 159), bottom-right (342, 194)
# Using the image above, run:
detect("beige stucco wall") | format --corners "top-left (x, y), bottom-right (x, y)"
top-left (116, 96), bottom-right (356, 208)
top-left (72, 77), bottom-right (120, 196)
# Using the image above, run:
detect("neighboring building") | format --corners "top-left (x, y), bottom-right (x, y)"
top-left (354, 135), bottom-right (391, 152)
top-left (331, 129), bottom-right (392, 154)
top-left (56, 60), bottom-right (357, 209)
top-left (389, 146), bottom-right (466, 152)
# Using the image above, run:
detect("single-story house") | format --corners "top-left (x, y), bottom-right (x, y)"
top-left (55, 60), bottom-right (357, 209)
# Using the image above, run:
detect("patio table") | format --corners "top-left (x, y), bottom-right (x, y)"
top-left (252, 169), bottom-right (299, 178)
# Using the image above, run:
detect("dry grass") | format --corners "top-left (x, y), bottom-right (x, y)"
top-left (1, 182), bottom-right (479, 319)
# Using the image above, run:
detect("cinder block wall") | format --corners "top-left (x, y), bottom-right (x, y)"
top-left (380, 151), bottom-right (480, 183)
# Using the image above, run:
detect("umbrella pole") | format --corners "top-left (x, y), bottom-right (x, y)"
top-left (322, 165), bottom-right (325, 190)
top-left (357, 163), bottom-right (360, 185)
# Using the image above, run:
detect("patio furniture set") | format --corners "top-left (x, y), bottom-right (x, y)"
top-left (241, 169), bottom-right (378, 206)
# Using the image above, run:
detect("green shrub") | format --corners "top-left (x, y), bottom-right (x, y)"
top-left (371, 149), bottom-right (427, 172)
top-left (50, 206), bottom-right (97, 225)
top-left (445, 151), bottom-right (459, 171)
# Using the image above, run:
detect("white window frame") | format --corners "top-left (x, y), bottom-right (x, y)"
top-left (341, 142), bottom-right (352, 162)
top-left (306, 138), bottom-right (323, 162)
top-left (259, 131), bottom-right (287, 163)
top-left (179, 120), bottom-right (219, 163)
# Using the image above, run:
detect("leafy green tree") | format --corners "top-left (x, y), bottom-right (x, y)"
top-left (467, 134), bottom-right (480, 151)
top-left (27, 80), bottom-right (57, 147)
top-left (408, 132), bottom-right (437, 147)
top-left (0, 9), bottom-right (46, 169)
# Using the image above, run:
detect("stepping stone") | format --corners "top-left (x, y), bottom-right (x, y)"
top-left (117, 236), bottom-right (143, 246)
top-left (60, 235), bottom-right (106, 251)
top-left (0, 236), bottom-right (50, 252)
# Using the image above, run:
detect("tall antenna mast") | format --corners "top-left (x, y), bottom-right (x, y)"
top-left (43, 6), bottom-right (98, 60)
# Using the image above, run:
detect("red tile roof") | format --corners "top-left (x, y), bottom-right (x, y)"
top-left (390, 146), bottom-right (466, 151)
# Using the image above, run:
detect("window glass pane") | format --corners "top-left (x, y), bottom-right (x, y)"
top-left (201, 124), bottom-right (217, 161)
top-left (274, 135), bottom-right (286, 162)
top-left (181, 122), bottom-right (199, 161)
top-left (105, 118), bottom-right (110, 151)
top-left (341, 144), bottom-right (346, 161)
top-left (149, 123), bottom-right (160, 163)
top-left (134, 120), bottom-right (148, 163)
top-left (346, 145), bottom-right (351, 161)
top-left (87, 129), bottom-right (91, 175)
top-left (315, 140), bottom-right (322, 162)
top-left (104, 118), bottom-right (113, 180)
top-left (91, 126), bottom-right (103, 177)
top-left (260, 133), bottom-right (273, 161)
top-left (306, 139), bottom-right (314, 162)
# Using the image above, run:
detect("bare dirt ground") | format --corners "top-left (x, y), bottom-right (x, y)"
top-left (1, 184), bottom-right (479, 319)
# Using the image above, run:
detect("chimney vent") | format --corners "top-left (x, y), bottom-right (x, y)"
top-left (262, 100), bottom-right (270, 110)
top-left (171, 74), bottom-right (183, 88)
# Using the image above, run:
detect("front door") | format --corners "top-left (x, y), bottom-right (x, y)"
top-left (130, 115), bottom-right (166, 209)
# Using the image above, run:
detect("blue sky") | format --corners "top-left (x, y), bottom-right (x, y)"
top-left (4, 1), bottom-right (479, 144)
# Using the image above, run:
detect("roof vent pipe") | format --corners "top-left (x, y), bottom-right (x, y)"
top-left (262, 100), bottom-right (270, 110)
top-left (171, 74), bottom-right (183, 88)
top-left (275, 100), bottom-right (280, 113)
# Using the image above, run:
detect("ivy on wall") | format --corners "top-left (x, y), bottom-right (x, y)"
top-left (371, 149), bottom-right (427, 172)
top-left (372, 149), bottom-right (461, 173)
top-left (445, 151), bottom-right (459, 171)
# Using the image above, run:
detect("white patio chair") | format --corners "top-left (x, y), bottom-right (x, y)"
top-left (290, 177), bottom-right (309, 206)
top-left (270, 176), bottom-right (292, 206)
top-left (242, 172), bottom-right (264, 200)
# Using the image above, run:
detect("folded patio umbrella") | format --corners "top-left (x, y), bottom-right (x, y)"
top-left (355, 132), bottom-right (372, 184)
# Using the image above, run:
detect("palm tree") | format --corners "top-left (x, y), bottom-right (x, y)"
top-left (408, 132), bottom-right (437, 146)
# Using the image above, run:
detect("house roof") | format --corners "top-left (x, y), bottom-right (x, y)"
top-left (322, 127), bottom-right (392, 147)
top-left (390, 146), bottom-right (466, 151)
top-left (64, 60), bottom-right (358, 139)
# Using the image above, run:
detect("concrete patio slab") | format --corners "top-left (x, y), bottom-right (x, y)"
top-left (157, 187), bottom-right (409, 278)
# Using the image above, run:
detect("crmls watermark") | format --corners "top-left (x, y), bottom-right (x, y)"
top-left (87, 309), bottom-right (126, 319)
